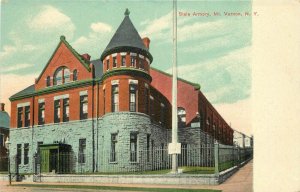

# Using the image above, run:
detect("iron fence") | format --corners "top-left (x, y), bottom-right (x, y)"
top-left (4, 144), bottom-right (253, 176)
top-left (0, 156), bottom-right (8, 172)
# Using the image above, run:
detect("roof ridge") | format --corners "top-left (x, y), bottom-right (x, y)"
top-left (36, 36), bottom-right (91, 83)
top-left (150, 67), bottom-right (201, 90)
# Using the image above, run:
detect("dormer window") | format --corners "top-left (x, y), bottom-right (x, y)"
top-left (53, 67), bottom-right (71, 85)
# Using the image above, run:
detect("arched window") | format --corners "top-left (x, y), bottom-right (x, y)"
top-left (64, 68), bottom-right (70, 83)
top-left (53, 67), bottom-right (71, 85)
top-left (178, 107), bottom-right (186, 128)
top-left (46, 76), bottom-right (51, 87)
top-left (73, 69), bottom-right (78, 81)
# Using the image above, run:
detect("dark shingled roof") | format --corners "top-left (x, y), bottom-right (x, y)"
top-left (100, 13), bottom-right (152, 62)
top-left (91, 59), bottom-right (103, 78)
top-left (10, 84), bottom-right (35, 99)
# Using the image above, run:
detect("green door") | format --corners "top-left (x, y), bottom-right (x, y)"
top-left (41, 149), bottom-right (49, 172)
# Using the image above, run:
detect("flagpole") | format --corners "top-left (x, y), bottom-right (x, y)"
top-left (171, 0), bottom-right (179, 174)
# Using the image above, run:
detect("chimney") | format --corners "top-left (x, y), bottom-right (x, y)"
top-left (142, 37), bottom-right (150, 49)
top-left (82, 53), bottom-right (91, 61)
top-left (0, 103), bottom-right (5, 112)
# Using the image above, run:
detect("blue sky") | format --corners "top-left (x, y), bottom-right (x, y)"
top-left (0, 0), bottom-right (252, 134)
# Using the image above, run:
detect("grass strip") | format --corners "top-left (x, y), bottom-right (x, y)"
top-left (13, 184), bottom-right (221, 192)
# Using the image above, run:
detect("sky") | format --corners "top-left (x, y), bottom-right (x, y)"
top-left (0, 0), bottom-right (252, 135)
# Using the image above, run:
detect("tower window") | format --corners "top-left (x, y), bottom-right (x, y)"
top-left (113, 57), bottom-right (117, 68)
top-left (106, 60), bottom-right (110, 71)
top-left (111, 134), bottom-right (117, 162)
top-left (121, 56), bottom-right (126, 67)
top-left (145, 88), bottom-right (149, 114)
top-left (130, 56), bottom-right (136, 67)
top-left (112, 85), bottom-right (119, 112)
top-left (129, 85), bottom-right (137, 112)
top-left (130, 133), bottom-right (137, 162)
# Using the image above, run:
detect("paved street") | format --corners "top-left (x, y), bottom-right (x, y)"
top-left (0, 161), bottom-right (253, 192)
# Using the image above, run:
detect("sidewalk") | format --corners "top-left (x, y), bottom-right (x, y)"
top-left (1, 160), bottom-right (253, 192)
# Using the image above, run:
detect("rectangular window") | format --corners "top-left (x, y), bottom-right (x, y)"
top-left (106, 59), bottom-right (109, 71)
top-left (130, 56), bottom-right (136, 67)
top-left (78, 139), bottom-right (86, 163)
top-left (112, 85), bottom-right (119, 112)
top-left (63, 98), bottom-right (69, 122)
top-left (24, 106), bottom-right (30, 127)
top-left (139, 59), bottom-right (144, 69)
top-left (121, 56), bottom-right (126, 67)
top-left (130, 133), bottom-right (137, 162)
top-left (110, 134), bottom-right (117, 162)
top-left (24, 143), bottom-right (29, 165)
top-left (0, 134), bottom-right (3, 147)
top-left (37, 141), bottom-right (43, 153)
top-left (113, 57), bottom-right (117, 68)
top-left (80, 95), bottom-right (88, 120)
top-left (145, 88), bottom-right (149, 114)
top-left (147, 134), bottom-right (150, 162)
top-left (17, 144), bottom-right (22, 165)
top-left (17, 107), bottom-right (23, 128)
top-left (129, 85), bottom-right (137, 112)
top-left (38, 103), bottom-right (45, 125)
top-left (54, 100), bottom-right (60, 123)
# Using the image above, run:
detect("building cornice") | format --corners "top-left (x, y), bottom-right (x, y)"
top-left (101, 68), bottom-right (152, 82)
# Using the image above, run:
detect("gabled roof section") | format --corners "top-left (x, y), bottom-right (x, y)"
top-left (36, 36), bottom-right (91, 82)
top-left (10, 84), bottom-right (35, 100)
top-left (151, 67), bottom-right (201, 90)
top-left (100, 9), bottom-right (153, 62)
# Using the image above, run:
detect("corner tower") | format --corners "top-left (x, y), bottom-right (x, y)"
top-left (100, 9), bottom-right (153, 114)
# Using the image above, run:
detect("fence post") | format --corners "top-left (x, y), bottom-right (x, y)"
top-left (214, 143), bottom-right (219, 176)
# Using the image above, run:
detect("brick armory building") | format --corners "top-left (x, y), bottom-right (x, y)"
top-left (9, 10), bottom-right (233, 174)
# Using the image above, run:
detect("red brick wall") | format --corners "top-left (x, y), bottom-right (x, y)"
top-left (151, 68), bottom-right (233, 145)
top-left (150, 68), bottom-right (199, 125)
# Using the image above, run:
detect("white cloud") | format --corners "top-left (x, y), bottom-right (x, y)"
top-left (140, 12), bottom-right (172, 39)
top-left (167, 46), bottom-right (251, 103)
top-left (91, 22), bottom-right (112, 33)
top-left (0, 45), bottom-right (17, 62)
top-left (140, 11), bottom-right (225, 43)
top-left (28, 5), bottom-right (75, 39)
top-left (72, 21), bottom-right (112, 57)
top-left (1, 63), bottom-right (34, 73)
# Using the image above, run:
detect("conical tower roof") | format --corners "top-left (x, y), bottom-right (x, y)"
top-left (100, 9), bottom-right (153, 62)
